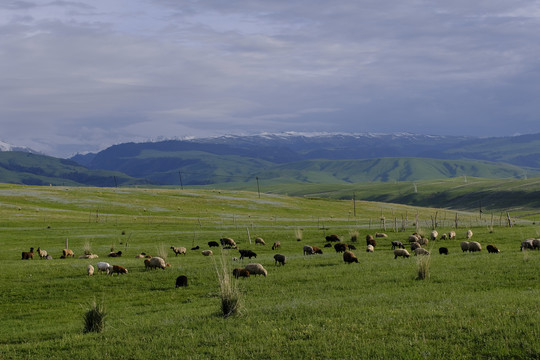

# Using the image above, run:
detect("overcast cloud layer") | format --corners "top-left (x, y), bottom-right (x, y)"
top-left (1, 1), bottom-right (540, 157)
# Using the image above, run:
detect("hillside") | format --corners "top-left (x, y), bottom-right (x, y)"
top-left (0, 152), bottom-right (146, 187)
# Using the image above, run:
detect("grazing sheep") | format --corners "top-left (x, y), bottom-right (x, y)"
top-left (324, 243), bottom-right (332, 248)
top-left (440, 233), bottom-right (448, 240)
top-left (533, 239), bottom-right (540, 250)
top-left (375, 232), bottom-right (388, 238)
top-left (334, 243), bottom-right (348, 253)
top-left (468, 241), bottom-right (482, 252)
top-left (486, 244), bottom-right (500, 253)
top-left (466, 230), bottom-right (473, 240)
top-left (232, 268), bottom-right (250, 279)
top-left (110, 265), bottom-right (128, 275)
top-left (521, 239), bottom-right (534, 251)
top-left (410, 242), bottom-right (422, 251)
top-left (303, 245), bottom-right (315, 255)
top-left (366, 244), bottom-right (374, 253)
top-left (96, 262), bottom-right (112, 274)
top-left (170, 246), bottom-right (186, 256)
top-left (239, 249), bottom-right (257, 259)
top-left (460, 241), bottom-right (470, 252)
top-left (394, 249), bottom-right (410, 259)
top-left (414, 248), bottom-right (430, 256)
top-left (430, 230), bottom-right (438, 241)
top-left (107, 251), bottom-right (122, 257)
top-left (61, 249), bottom-right (75, 258)
top-left (208, 241), bottom-right (220, 247)
top-left (391, 241), bottom-right (405, 249)
top-left (135, 253), bottom-right (147, 259)
top-left (312, 246), bottom-right (323, 254)
top-left (348, 244), bottom-right (357, 250)
top-left (271, 241), bottom-right (281, 250)
top-left (255, 237), bottom-right (266, 246)
top-left (146, 256), bottom-right (168, 270)
top-left (245, 263), bottom-right (267, 277)
top-left (21, 247), bottom-right (34, 260)
top-left (408, 233), bottom-right (421, 243)
top-left (36, 247), bottom-right (48, 259)
top-left (87, 264), bottom-right (94, 276)
top-left (449, 231), bottom-right (456, 240)
top-left (439, 247), bottom-right (449, 255)
top-left (175, 275), bottom-right (188, 287)
top-left (191, 245), bottom-right (200, 250)
top-left (343, 250), bottom-right (358, 264)
top-left (202, 250), bottom-right (213, 256)
top-left (274, 254), bottom-right (286, 266)
top-left (417, 237), bottom-right (429, 246)
top-left (326, 234), bottom-right (341, 242)
top-left (220, 238), bottom-right (237, 248)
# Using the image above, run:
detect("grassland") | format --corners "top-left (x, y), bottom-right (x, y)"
top-left (0, 184), bottom-right (539, 359)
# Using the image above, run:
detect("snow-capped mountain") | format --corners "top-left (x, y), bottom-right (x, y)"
top-left (0, 140), bottom-right (38, 153)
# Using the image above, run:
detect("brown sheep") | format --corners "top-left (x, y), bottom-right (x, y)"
top-left (21, 247), bottom-right (34, 260)
top-left (255, 237), bottom-right (266, 246)
top-left (110, 265), bottom-right (128, 275)
top-left (487, 244), bottom-right (500, 253)
top-left (220, 238), bottom-right (237, 248)
top-left (343, 250), bottom-right (358, 264)
top-left (107, 251), bottom-right (122, 257)
top-left (366, 238), bottom-right (377, 247)
top-left (271, 241), bottom-right (281, 250)
top-left (391, 241), bottom-right (405, 249)
top-left (334, 243), bottom-right (348, 253)
top-left (326, 234), bottom-right (341, 242)
top-left (61, 249), bottom-right (74, 258)
top-left (394, 249), bottom-right (410, 259)
top-left (311, 246), bottom-right (323, 254)
top-left (375, 232), bottom-right (388, 238)
top-left (232, 268), bottom-right (250, 279)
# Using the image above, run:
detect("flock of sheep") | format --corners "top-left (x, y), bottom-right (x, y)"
top-left (20, 230), bottom-right (540, 287)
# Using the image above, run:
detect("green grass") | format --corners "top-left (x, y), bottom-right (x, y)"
top-left (0, 184), bottom-right (539, 359)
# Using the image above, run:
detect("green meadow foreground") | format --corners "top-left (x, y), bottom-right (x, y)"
top-left (0, 184), bottom-right (539, 359)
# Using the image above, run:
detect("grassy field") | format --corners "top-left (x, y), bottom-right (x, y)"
top-left (0, 184), bottom-right (539, 359)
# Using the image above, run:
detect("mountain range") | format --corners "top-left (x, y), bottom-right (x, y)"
top-left (2, 132), bottom-right (540, 187)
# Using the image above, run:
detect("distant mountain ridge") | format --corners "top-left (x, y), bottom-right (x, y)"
top-left (66, 132), bottom-right (540, 185)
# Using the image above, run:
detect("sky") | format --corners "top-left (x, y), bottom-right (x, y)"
top-left (1, 1), bottom-right (540, 157)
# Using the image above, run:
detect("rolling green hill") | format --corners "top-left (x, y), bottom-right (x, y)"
top-left (0, 152), bottom-right (146, 187)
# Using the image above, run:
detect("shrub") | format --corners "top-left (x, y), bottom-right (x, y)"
top-left (83, 299), bottom-right (106, 333)
top-left (83, 240), bottom-right (92, 255)
top-left (295, 227), bottom-right (303, 242)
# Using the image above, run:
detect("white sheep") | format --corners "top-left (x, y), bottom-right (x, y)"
top-left (410, 242), bottom-right (422, 251)
top-left (87, 264), bottom-right (94, 276)
top-left (96, 262), bottom-right (112, 274)
top-left (255, 237), bottom-right (266, 245)
top-left (414, 248), bottom-right (430, 256)
top-left (202, 250), bottom-right (213, 256)
top-left (37, 247), bottom-right (48, 259)
top-left (394, 249), bottom-right (410, 259)
top-left (245, 263), bottom-right (268, 277)
top-left (146, 256), bottom-right (168, 270)
top-left (460, 241), bottom-right (470, 252)
top-left (430, 230), bottom-right (438, 241)
top-left (170, 246), bottom-right (186, 256)
top-left (449, 231), bottom-right (456, 239)
top-left (466, 230), bottom-right (473, 240)
top-left (303, 245), bottom-right (315, 255)
top-left (521, 239), bottom-right (534, 251)
top-left (468, 241), bottom-right (482, 252)
top-left (366, 244), bottom-right (374, 253)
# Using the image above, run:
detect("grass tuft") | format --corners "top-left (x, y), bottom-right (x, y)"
top-left (156, 243), bottom-right (168, 260)
top-left (83, 240), bottom-right (92, 255)
top-left (416, 254), bottom-right (431, 280)
top-left (83, 299), bottom-right (106, 333)
top-left (295, 227), bottom-right (303, 242)
top-left (214, 252), bottom-right (242, 318)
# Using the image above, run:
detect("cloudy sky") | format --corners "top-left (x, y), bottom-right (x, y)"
top-left (1, 1), bottom-right (540, 157)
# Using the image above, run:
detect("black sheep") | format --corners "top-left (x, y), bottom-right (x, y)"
top-left (238, 249), bottom-right (257, 260)
top-left (175, 275), bottom-right (188, 288)
top-left (438, 247), bottom-right (449, 255)
top-left (208, 241), bottom-right (220, 247)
